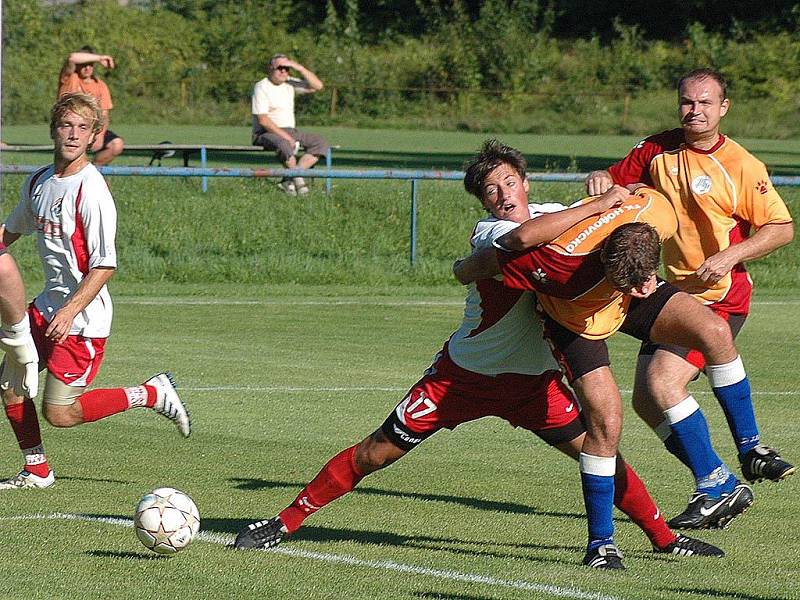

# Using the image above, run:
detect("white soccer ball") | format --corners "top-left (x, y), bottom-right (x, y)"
top-left (133, 487), bottom-right (200, 555)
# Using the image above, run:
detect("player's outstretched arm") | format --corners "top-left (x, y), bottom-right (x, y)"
top-left (496, 185), bottom-right (629, 251)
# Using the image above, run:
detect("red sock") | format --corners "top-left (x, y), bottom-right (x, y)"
top-left (78, 388), bottom-right (131, 422)
top-left (5, 400), bottom-right (50, 477)
top-left (614, 462), bottom-right (676, 549)
top-left (279, 445), bottom-right (365, 534)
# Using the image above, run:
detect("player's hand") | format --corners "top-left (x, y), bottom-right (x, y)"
top-left (591, 184), bottom-right (629, 211)
top-left (695, 251), bottom-right (736, 285)
top-left (98, 55), bottom-right (115, 69)
top-left (44, 309), bottom-right (77, 343)
top-left (0, 317), bottom-right (40, 398)
top-left (585, 170), bottom-right (614, 196)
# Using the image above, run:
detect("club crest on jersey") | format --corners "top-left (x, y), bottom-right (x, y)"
top-left (529, 268), bottom-right (548, 284)
top-left (755, 180), bottom-right (769, 195)
top-left (691, 175), bottom-right (712, 194)
top-left (51, 196), bottom-right (64, 219)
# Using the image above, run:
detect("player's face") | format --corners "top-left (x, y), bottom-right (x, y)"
top-left (51, 110), bottom-right (95, 163)
top-left (480, 163), bottom-right (530, 223)
top-left (678, 77), bottom-right (729, 139)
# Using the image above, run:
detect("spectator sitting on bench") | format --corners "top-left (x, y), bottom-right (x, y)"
top-left (58, 46), bottom-right (124, 166)
top-left (251, 54), bottom-right (329, 196)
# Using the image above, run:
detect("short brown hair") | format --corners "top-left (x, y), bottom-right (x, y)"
top-left (463, 139), bottom-right (527, 200)
top-left (678, 68), bottom-right (728, 100)
top-left (50, 92), bottom-right (104, 140)
top-left (601, 222), bottom-right (661, 292)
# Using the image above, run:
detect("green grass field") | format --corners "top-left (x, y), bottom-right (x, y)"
top-left (1, 127), bottom-right (799, 598)
top-left (1, 283), bottom-right (799, 600)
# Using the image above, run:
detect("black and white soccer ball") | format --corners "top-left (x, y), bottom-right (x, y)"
top-left (134, 487), bottom-right (200, 555)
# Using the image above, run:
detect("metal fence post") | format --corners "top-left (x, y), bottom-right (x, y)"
top-left (326, 147), bottom-right (332, 196)
top-left (410, 179), bottom-right (418, 266)
top-left (201, 145), bottom-right (208, 192)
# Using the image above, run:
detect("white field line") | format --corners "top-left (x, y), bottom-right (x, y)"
top-left (1, 513), bottom-right (620, 600)
top-left (184, 385), bottom-right (799, 397)
top-left (115, 297), bottom-right (798, 307)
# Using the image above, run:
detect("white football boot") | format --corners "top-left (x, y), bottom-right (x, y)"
top-left (146, 372), bottom-right (191, 437)
top-left (0, 469), bottom-right (55, 490)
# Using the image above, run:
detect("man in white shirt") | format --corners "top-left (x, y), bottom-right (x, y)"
top-left (0, 93), bottom-right (191, 491)
top-left (251, 54), bottom-right (329, 196)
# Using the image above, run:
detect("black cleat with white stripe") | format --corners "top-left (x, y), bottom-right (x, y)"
top-left (740, 445), bottom-right (795, 483)
top-left (667, 482), bottom-right (753, 530)
top-left (654, 534), bottom-right (724, 557)
top-left (234, 516), bottom-right (287, 550)
top-left (583, 543), bottom-right (624, 569)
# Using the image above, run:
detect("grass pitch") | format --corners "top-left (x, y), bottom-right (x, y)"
top-left (1, 284), bottom-right (798, 600)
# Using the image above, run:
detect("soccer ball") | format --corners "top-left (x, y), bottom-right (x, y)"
top-left (133, 487), bottom-right (200, 555)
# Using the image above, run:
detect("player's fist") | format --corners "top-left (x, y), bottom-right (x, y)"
top-left (585, 170), bottom-right (614, 196)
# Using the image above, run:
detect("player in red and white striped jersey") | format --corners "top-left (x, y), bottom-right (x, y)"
top-left (0, 93), bottom-right (191, 491)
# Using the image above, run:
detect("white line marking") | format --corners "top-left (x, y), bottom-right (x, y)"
top-left (1, 513), bottom-right (620, 600)
top-left (115, 298), bottom-right (463, 307)
top-left (183, 385), bottom-right (799, 397)
top-left (112, 296), bottom-right (800, 308)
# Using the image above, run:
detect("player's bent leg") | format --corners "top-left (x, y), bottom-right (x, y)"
top-left (41, 375), bottom-right (85, 427)
top-left (235, 430), bottom-right (411, 550)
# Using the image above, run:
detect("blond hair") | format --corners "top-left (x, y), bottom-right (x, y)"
top-left (50, 92), bottom-right (104, 139)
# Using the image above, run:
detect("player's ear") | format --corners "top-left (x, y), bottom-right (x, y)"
top-left (720, 98), bottom-right (730, 117)
top-left (522, 177), bottom-right (530, 194)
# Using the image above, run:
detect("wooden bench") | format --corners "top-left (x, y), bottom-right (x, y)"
top-left (2, 143), bottom-right (337, 193)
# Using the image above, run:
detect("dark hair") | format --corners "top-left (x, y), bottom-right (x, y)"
top-left (678, 68), bottom-right (727, 100)
top-left (463, 139), bottom-right (527, 200)
top-left (79, 45), bottom-right (95, 54)
top-left (601, 222), bottom-right (661, 292)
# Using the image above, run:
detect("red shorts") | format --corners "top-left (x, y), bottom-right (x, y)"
top-left (381, 345), bottom-right (584, 451)
top-left (29, 304), bottom-right (107, 387)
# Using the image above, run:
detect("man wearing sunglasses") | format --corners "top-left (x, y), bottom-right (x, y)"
top-left (251, 54), bottom-right (329, 196)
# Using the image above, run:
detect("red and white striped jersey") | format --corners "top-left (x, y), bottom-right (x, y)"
top-left (447, 203), bottom-right (565, 376)
top-left (6, 163), bottom-right (117, 337)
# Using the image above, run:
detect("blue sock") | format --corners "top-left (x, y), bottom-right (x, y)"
top-left (655, 420), bottom-right (691, 465)
top-left (664, 397), bottom-right (729, 498)
top-left (580, 453), bottom-right (615, 551)
top-left (707, 356), bottom-right (760, 455)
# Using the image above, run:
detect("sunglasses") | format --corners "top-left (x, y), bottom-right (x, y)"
top-left (275, 66), bottom-right (291, 72)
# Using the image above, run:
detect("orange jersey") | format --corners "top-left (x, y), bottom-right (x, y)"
top-left (58, 73), bottom-right (113, 111)
top-left (499, 188), bottom-right (677, 339)
top-left (609, 129), bottom-right (793, 313)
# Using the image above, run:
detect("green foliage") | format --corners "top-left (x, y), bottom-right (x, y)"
top-left (3, 0), bottom-right (800, 135)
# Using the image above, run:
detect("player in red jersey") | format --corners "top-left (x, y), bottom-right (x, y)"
top-left (234, 140), bottom-right (723, 567)
top-left (585, 68), bottom-right (794, 526)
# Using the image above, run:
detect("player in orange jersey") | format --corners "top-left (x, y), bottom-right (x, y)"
top-left (585, 68), bottom-right (794, 527)
top-left (455, 164), bottom-right (755, 568)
